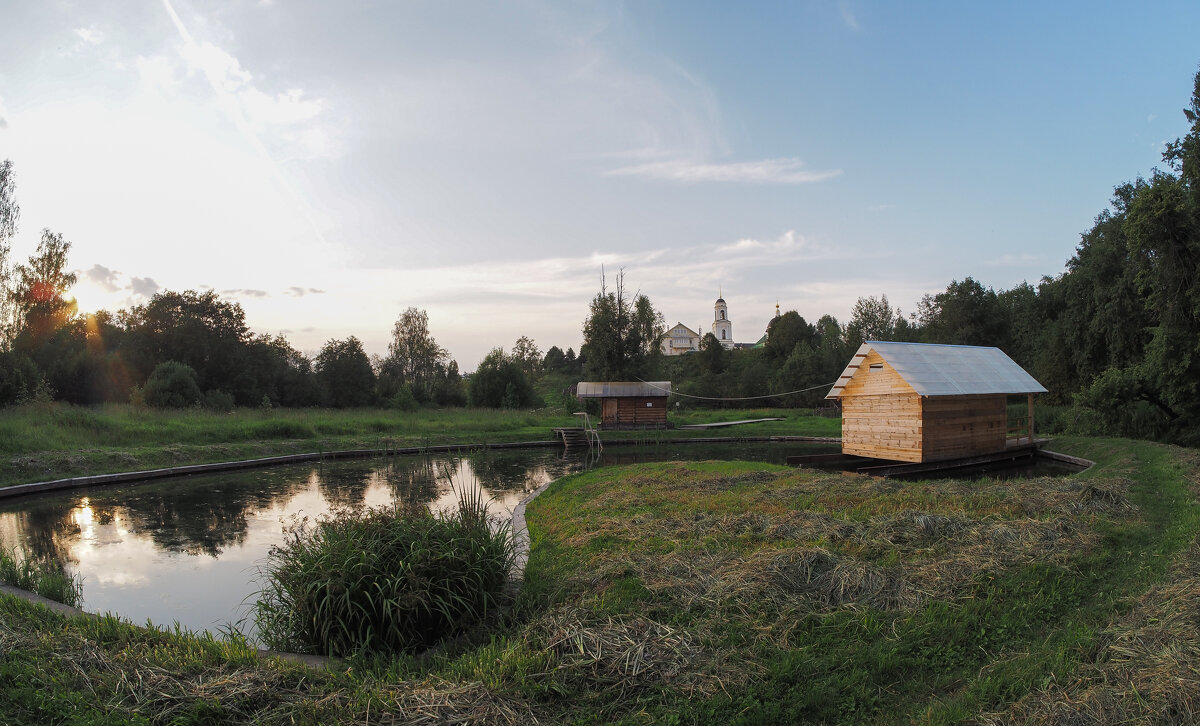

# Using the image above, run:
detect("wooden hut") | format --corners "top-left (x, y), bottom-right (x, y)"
top-left (576, 381), bottom-right (671, 429)
top-left (825, 342), bottom-right (1046, 463)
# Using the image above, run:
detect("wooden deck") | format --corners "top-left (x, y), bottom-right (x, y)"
top-left (788, 438), bottom-right (1054, 478)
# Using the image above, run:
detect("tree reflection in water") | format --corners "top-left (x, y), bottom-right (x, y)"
top-left (0, 442), bottom-right (802, 637)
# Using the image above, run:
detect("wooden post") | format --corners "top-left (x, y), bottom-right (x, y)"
top-left (1027, 393), bottom-right (1035, 444)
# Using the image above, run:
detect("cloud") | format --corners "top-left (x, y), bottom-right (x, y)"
top-left (73, 27), bottom-right (104, 45)
top-left (222, 288), bottom-right (269, 298)
top-left (606, 157), bottom-right (842, 184)
top-left (0, 95), bottom-right (7, 129)
top-left (159, 2), bottom-right (339, 162)
top-left (839, 1), bottom-right (860, 30)
top-left (986, 253), bottom-right (1042, 267)
top-left (129, 276), bottom-right (161, 299)
top-left (285, 286), bottom-right (325, 297)
top-left (82, 264), bottom-right (121, 292)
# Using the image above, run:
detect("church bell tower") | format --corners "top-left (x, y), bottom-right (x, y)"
top-left (712, 294), bottom-right (733, 349)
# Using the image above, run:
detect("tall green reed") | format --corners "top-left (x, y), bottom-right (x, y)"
top-left (253, 482), bottom-right (516, 657)
top-left (0, 548), bottom-right (84, 608)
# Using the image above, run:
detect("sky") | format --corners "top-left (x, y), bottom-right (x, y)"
top-left (2, 1), bottom-right (1199, 370)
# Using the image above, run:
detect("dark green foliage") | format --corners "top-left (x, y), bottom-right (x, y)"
top-left (314, 337), bottom-right (376, 408)
top-left (141, 360), bottom-right (201, 408)
top-left (469, 348), bottom-right (534, 408)
top-left (581, 270), bottom-right (665, 381)
top-left (253, 489), bottom-right (516, 657)
top-left (915, 277), bottom-right (1007, 347)
top-left (764, 311), bottom-right (814, 359)
top-left (120, 290), bottom-right (256, 402)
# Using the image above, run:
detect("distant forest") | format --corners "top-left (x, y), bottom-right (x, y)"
top-left (2, 70), bottom-right (1199, 444)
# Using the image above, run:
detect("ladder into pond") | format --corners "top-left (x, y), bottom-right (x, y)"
top-left (553, 412), bottom-right (602, 452)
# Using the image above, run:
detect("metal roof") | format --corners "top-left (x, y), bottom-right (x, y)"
top-left (576, 381), bottom-right (672, 398)
top-left (825, 342), bottom-right (1047, 398)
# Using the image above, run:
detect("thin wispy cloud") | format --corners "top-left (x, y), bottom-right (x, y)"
top-left (606, 157), bottom-right (842, 184)
top-left (839, 1), bottom-right (860, 30)
top-left (222, 288), bottom-right (269, 298)
top-left (73, 27), bottom-right (104, 45)
top-left (285, 287), bottom-right (325, 297)
top-left (986, 253), bottom-right (1042, 267)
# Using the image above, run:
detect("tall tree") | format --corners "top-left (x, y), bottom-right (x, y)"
top-left (0, 159), bottom-right (17, 347)
top-left (511, 336), bottom-right (542, 380)
top-left (581, 270), bottom-right (664, 380)
top-left (846, 294), bottom-right (901, 346)
top-left (315, 337), bottom-right (376, 407)
top-left (764, 311), bottom-right (815, 359)
top-left (120, 290), bottom-right (253, 401)
top-left (914, 279), bottom-right (1006, 347)
top-left (381, 307), bottom-right (448, 402)
top-left (10, 229), bottom-right (78, 353)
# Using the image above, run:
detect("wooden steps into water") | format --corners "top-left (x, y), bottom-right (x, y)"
top-left (553, 428), bottom-right (591, 448)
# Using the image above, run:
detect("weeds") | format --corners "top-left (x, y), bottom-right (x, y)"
top-left (0, 548), bottom-right (83, 607)
top-left (254, 484), bottom-right (516, 657)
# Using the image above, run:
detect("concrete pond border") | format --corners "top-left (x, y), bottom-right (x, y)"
top-left (0, 434), bottom-right (836, 668)
top-left (0, 437), bottom-right (1092, 670)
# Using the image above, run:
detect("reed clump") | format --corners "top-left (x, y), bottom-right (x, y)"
top-left (254, 487), bottom-right (516, 657)
top-left (0, 547), bottom-right (83, 607)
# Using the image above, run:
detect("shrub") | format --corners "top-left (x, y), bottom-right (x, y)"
top-left (202, 389), bottom-right (236, 412)
top-left (254, 487), bottom-right (515, 657)
top-left (389, 384), bottom-right (419, 412)
top-left (142, 361), bottom-right (201, 408)
top-left (0, 548), bottom-right (83, 607)
top-left (469, 348), bottom-right (534, 408)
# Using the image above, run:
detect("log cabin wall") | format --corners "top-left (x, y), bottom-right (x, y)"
top-left (920, 395), bottom-right (1007, 462)
top-left (839, 351), bottom-right (925, 462)
top-left (841, 393), bottom-right (924, 462)
top-left (600, 397), bottom-right (668, 429)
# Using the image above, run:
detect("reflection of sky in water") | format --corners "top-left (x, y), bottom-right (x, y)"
top-left (0, 443), bottom-right (808, 640)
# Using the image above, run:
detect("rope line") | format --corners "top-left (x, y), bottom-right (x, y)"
top-left (635, 379), bottom-right (838, 402)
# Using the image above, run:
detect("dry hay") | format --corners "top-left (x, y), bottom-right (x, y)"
top-left (0, 612), bottom-right (539, 725)
top-left (534, 606), bottom-right (707, 695)
top-left (978, 539), bottom-right (1200, 726)
top-left (768, 547), bottom-right (920, 611)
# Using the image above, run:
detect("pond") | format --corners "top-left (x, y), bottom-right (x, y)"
top-left (0, 441), bottom-right (828, 641)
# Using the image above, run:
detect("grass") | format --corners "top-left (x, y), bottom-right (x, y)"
top-left (0, 549), bottom-right (83, 607)
top-left (0, 401), bottom-right (838, 488)
top-left (253, 485), bottom-right (517, 657)
top-left (4, 434), bottom-right (1197, 723)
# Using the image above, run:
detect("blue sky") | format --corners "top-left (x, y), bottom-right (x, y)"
top-left (1, 1), bottom-right (1197, 368)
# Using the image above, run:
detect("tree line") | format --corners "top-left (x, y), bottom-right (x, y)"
top-left (3, 68), bottom-right (1199, 442)
top-left (578, 70), bottom-right (1200, 444)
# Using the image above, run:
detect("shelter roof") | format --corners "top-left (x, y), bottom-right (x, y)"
top-left (576, 381), bottom-right (672, 398)
top-left (825, 341), bottom-right (1047, 399)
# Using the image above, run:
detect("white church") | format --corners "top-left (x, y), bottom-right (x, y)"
top-left (662, 296), bottom-right (766, 355)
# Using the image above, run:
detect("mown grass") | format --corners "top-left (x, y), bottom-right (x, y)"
top-left (0, 402), bottom-right (837, 488)
top-left (4, 435), bottom-right (1196, 724)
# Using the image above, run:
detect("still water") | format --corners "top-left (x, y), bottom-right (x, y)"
top-left (0, 442), bottom-right (820, 640)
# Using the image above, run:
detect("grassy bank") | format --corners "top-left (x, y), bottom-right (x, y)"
top-left (0, 402), bottom-right (839, 488)
top-left (2, 436), bottom-right (1200, 723)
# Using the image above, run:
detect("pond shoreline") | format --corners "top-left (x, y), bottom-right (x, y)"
top-left (0, 435), bottom-right (840, 500)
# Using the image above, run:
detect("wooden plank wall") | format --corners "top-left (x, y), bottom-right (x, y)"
top-left (921, 395), bottom-right (1007, 462)
top-left (601, 397), bottom-right (668, 428)
top-left (839, 351), bottom-right (924, 462)
top-left (841, 393), bottom-right (924, 462)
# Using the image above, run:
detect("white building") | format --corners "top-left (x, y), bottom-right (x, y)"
top-left (661, 322), bottom-right (701, 356)
top-left (712, 296), bottom-right (734, 349)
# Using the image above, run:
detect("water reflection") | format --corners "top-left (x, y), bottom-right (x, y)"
top-left (0, 442), bottom-right (809, 639)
